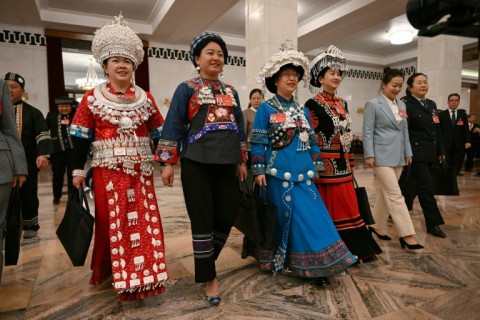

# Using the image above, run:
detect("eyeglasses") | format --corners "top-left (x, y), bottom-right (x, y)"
top-left (280, 72), bottom-right (300, 79)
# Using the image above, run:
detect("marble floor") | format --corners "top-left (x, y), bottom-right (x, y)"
top-left (1, 161), bottom-right (479, 320)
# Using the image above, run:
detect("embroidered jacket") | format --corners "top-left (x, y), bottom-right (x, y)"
top-left (12, 100), bottom-right (52, 171)
top-left (155, 77), bottom-right (247, 164)
top-left (250, 95), bottom-right (323, 182)
top-left (69, 84), bottom-right (164, 176)
top-left (46, 109), bottom-right (76, 153)
top-left (305, 92), bottom-right (355, 183)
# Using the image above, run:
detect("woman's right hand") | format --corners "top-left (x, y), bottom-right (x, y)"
top-left (161, 165), bottom-right (175, 187)
top-left (365, 157), bottom-right (375, 168)
top-left (73, 176), bottom-right (86, 189)
top-left (255, 174), bottom-right (267, 186)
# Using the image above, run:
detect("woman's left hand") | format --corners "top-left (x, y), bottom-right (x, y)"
top-left (237, 164), bottom-right (248, 181)
top-left (365, 157), bottom-right (375, 168)
top-left (405, 156), bottom-right (412, 165)
top-left (36, 155), bottom-right (49, 169)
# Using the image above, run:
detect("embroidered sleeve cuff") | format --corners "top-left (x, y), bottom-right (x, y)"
top-left (314, 160), bottom-right (325, 172)
top-left (154, 139), bottom-right (179, 163)
top-left (69, 124), bottom-right (94, 140)
top-left (251, 155), bottom-right (265, 175)
top-left (250, 129), bottom-right (269, 145)
top-left (150, 126), bottom-right (163, 140)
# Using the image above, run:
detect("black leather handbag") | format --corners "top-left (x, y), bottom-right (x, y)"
top-left (254, 186), bottom-right (277, 250)
top-left (432, 160), bottom-right (459, 196)
top-left (353, 177), bottom-right (375, 225)
top-left (56, 188), bottom-right (94, 266)
top-left (235, 181), bottom-right (277, 250)
top-left (4, 186), bottom-right (22, 265)
top-left (235, 179), bottom-right (259, 243)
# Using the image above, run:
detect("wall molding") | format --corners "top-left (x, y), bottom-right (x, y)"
top-left (0, 29), bottom-right (46, 46)
top-left (148, 46), bottom-right (245, 67)
top-left (344, 65), bottom-right (416, 80)
top-left (2, 28), bottom-right (416, 75)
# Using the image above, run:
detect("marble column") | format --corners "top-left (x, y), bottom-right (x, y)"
top-left (417, 35), bottom-right (463, 109)
top-left (245, 0), bottom-right (298, 102)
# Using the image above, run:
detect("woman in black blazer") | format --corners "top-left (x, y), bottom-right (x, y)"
top-left (403, 73), bottom-right (446, 238)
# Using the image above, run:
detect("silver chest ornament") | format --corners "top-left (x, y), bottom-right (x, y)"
top-left (299, 130), bottom-right (309, 142)
top-left (120, 116), bottom-right (133, 130)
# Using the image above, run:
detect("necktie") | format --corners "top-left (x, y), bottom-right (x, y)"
top-left (420, 99), bottom-right (427, 110)
top-left (451, 110), bottom-right (456, 126)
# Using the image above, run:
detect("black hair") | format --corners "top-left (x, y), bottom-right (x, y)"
top-left (319, 67), bottom-right (343, 80)
top-left (406, 72), bottom-right (427, 87)
top-left (265, 63), bottom-right (304, 93)
top-left (381, 67), bottom-right (404, 85)
top-left (405, 72), bottom-right (427, 96)
top-left (247, 88), bottom-right (263, 108)
top-left (192, 39), bottom-right (228, 67)
top-left (249, 88), bottom-right (262, 99)
top-left (448, 93), bottom-right (460, 101)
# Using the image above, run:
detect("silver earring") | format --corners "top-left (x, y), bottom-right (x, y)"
top-left (193, 66), bottom-right (200, 77)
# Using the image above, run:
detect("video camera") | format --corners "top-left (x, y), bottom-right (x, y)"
top-left (407, 0), bottom-right (480, 38)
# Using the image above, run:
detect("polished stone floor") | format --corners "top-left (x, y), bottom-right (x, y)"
top-left (1, 161), bottom-right (479, 320)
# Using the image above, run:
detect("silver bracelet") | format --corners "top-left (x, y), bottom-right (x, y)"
top-left (72, 169), bottom-right (87, 178)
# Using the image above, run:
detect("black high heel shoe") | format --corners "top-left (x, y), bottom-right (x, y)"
top-left (399, 237), bottom-right (424, 250)
top-left (368, 226), bottom-right (391, 241)
top-left (206, 295), bottom-right (221, 306)
top-left (204, 282), bottom-right (221, 306)
top-left (313, 277), bottom-right (330, 287)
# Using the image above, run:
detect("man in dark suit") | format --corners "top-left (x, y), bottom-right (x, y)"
top-left (438, 93), bottom-right (471, 175)
top-left (46, 97), bottom-right (77, 204)
top-left (465, 113), bottom-right (479, 172)
top-left (4, 72), bottom-right (52, 239)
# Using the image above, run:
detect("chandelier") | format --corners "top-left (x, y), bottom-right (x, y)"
top-left (75, 58), bottom-right (105, 90)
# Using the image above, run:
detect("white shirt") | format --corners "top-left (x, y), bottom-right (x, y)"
top-left (382, 94), bottom-right (402, 122)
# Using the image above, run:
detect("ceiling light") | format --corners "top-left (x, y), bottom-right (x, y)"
top-left (75, 58), bottom-right (105, 90)
top-left (389, 30), bottom-right (414, 45)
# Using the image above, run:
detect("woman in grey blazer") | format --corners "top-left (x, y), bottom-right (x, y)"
top-left (363, 67), bottom-right (423, 250)
top-left (0, 78), bottom-right (27, 284)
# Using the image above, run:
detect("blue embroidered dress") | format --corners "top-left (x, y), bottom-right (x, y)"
top-left (250, 95), bottom-right (356, 278)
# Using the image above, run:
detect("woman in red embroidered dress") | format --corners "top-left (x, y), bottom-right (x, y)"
top-left (70, 14), bottom-right (168, 301)
top-left (305, 45), bottom-right (382, 262)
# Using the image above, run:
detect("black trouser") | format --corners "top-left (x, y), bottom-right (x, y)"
top-left (21, 169), bottom-right (40, 231)
top-left (409, 161), bottom-right (445, 229)
top-left (180, 158), bottom-right (239, 283)
top-left (50, 149), bottom-right (75, 199)
top-left (445, 144), bottom-right (465, 174)
top-left (0, 182), bottom-right (12, 284)
top-left (464, 146), bottom-right (476, 171)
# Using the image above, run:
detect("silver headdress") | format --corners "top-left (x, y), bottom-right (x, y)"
top-left (309, 45), bottom-right (348, 93)
top-left (257, 40), bottom-right (310, 94)
top-left (92, 13), bottom-right (144, 70)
